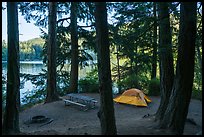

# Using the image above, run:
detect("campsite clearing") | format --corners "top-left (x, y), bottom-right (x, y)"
top-left (19, 93), bottom-right (202, 135)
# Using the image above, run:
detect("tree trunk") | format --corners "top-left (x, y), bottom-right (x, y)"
top-left (45, 2), bottom-right (59, 103)
top-left (151, 2), bottom-right (158, 79)
top-left (196, 44), bottom-right (202, 76)
top-left (155, 2), bottom-right (174, 121)
top-left (2, 2), bottom-right (20, 134)
top-left (159, 2), bottom-right (197, 135)
top-left (68, 2), bottom-right (79, 93)
top-left (116, 45), bottom-right (121, 93)
top-left (134, 45), bottom-right (138, 77)
top-left (114, 27), bottom-right (121, 93)
top-left (95, 2), bottom-right (117, 135)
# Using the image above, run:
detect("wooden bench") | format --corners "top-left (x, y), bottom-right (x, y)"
top-left (66, 93), bottom-right (98, 109)
top-left (90, 100), bottom-right (98, 108)
top-left (63, 99), bottom-right (88, 111)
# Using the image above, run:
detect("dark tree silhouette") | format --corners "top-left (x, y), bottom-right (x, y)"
top-left (2, 2), bottom-right (20, 134)
top-left (159, 2), bottom-right (197, 135)
top-left (151, 2), bottom-right (158, 79)
top-left (95, 2), bottom-right (117, 135)
top-left (155, 2), bottom-right (174, 121)
top-left (68, 2), bottom-right (79, 93)
top-left (45, 2), bottom-right (59, 103)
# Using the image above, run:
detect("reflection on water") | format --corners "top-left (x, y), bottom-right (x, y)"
top-left (2, 61), bottom-right (46, 104)
top-left (2, 61), bottom-right (93, 78)
top-left (2, 61), bottom-right (46, 75)
top-left (20, 63), bottom-right (46, 75)
top-left (2, 61), bottom-right (119, 105)
top-left (2, 61), bottom-right (93, 104)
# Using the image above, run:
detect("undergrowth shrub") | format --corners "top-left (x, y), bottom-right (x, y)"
top-left (117, 74), bottom-right (149, 94)
top-left (78, 68), bottom-right (99, 93)
top-left (148, 78), bottom-right (160, 96)
top-left (118, 74), bottom-right (140, 91)
top-left (191, 87), bottom-right (202, 100)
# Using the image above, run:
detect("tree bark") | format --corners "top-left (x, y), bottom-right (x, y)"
top-left (159, 2), bottom-right (197, 135)
top-left (155, 2), bottom-right (174, 121)
top-left (45, 2), bottom-right (59, 103)
top-left (68, 2), bottom-right (79, 93)
top-left (151, 2), bottom-right (158, 79)
top-left (116, 45), bottom-right (121, 93)
top-left (95, 2), bottom-right (117, 135)
top-left (196, 43), bottom-right (202, 76)
top-left (2, 2), bottom-right (20, 134)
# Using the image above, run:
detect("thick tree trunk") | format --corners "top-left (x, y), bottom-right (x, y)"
top-left (159, 2), bottom-right (197, 135)
top-left (95, 2), bottom-right (117, 135)
top-left (68, 2), bottom-right (79, 93)
top-left (155, 2), bottom-right (174, 121)
top-left (151, 2), bottom-right (158, 79)
top-left (2, 2), bottom-right (20, 134)
top-left (45, 2), bottom-right (59, 103)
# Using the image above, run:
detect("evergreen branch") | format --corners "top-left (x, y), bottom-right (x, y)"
top-left (57, 17), bottom-right (71, 24)
top-left (78, 24), bottom-right (95, 28)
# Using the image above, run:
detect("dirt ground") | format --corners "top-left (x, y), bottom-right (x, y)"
top-left (18, 93), bottom-right (202, 135)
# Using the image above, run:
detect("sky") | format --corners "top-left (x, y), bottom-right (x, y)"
top-left (2, 2), bottom-right (46, 42)
top-left (2, 2), bottom-right (117, 43)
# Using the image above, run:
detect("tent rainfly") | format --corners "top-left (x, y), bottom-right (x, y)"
top-left (113, 88), bottom-right (151, 107)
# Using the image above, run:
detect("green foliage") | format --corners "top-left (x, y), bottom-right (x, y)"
top-left (19, 38), bottom-right (45, 61)
top-left (2, 40), bottom-right (7, 61)
top-left (19, 2), bottom-right (49, 28)
top-left (109, 2), bottom-right (156, 93)
top-left (78, 78), bottom-right (98, 93)
top-left (26, 37), bottom-right (45, 45)
top-left (78, 68), bottom-right (99, 93)
top-left (191, 87), bottom-right (202, 100)
top-left (2, 38), bottom-right (45, 61)
top-left (21, 72), bottom-right (47, 105)
top-left (148, 78), bottom-right (160, 96)
top-left (77, 2), bottom-right (95, 26)
top-left (193, 3), bottom-right (202, 99)
top-left (118, 74), bottom-right (140, 91)
top-left (2, 2), bottom-right (202, 112)
top-left (20, 67), bottom-right (71, 105)
top-left (40, 23), bottom-right (96, 70)
top-left (56, 69), bottom-right (70, 95)
top-left (2, 75), bottom-right (7, 115)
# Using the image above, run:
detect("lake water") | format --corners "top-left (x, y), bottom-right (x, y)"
top-left (2, 61), bottom-right (100, 103)
top-left (2, 61), bottom-right (119, 104)
top-left (2, 61), bottom-right (47, 104)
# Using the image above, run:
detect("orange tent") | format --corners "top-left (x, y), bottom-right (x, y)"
top-left (113, 88), bottom-right (151, 107)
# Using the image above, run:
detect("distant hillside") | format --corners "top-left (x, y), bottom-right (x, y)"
top-left (21, 37), bottom-right (45, 46)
